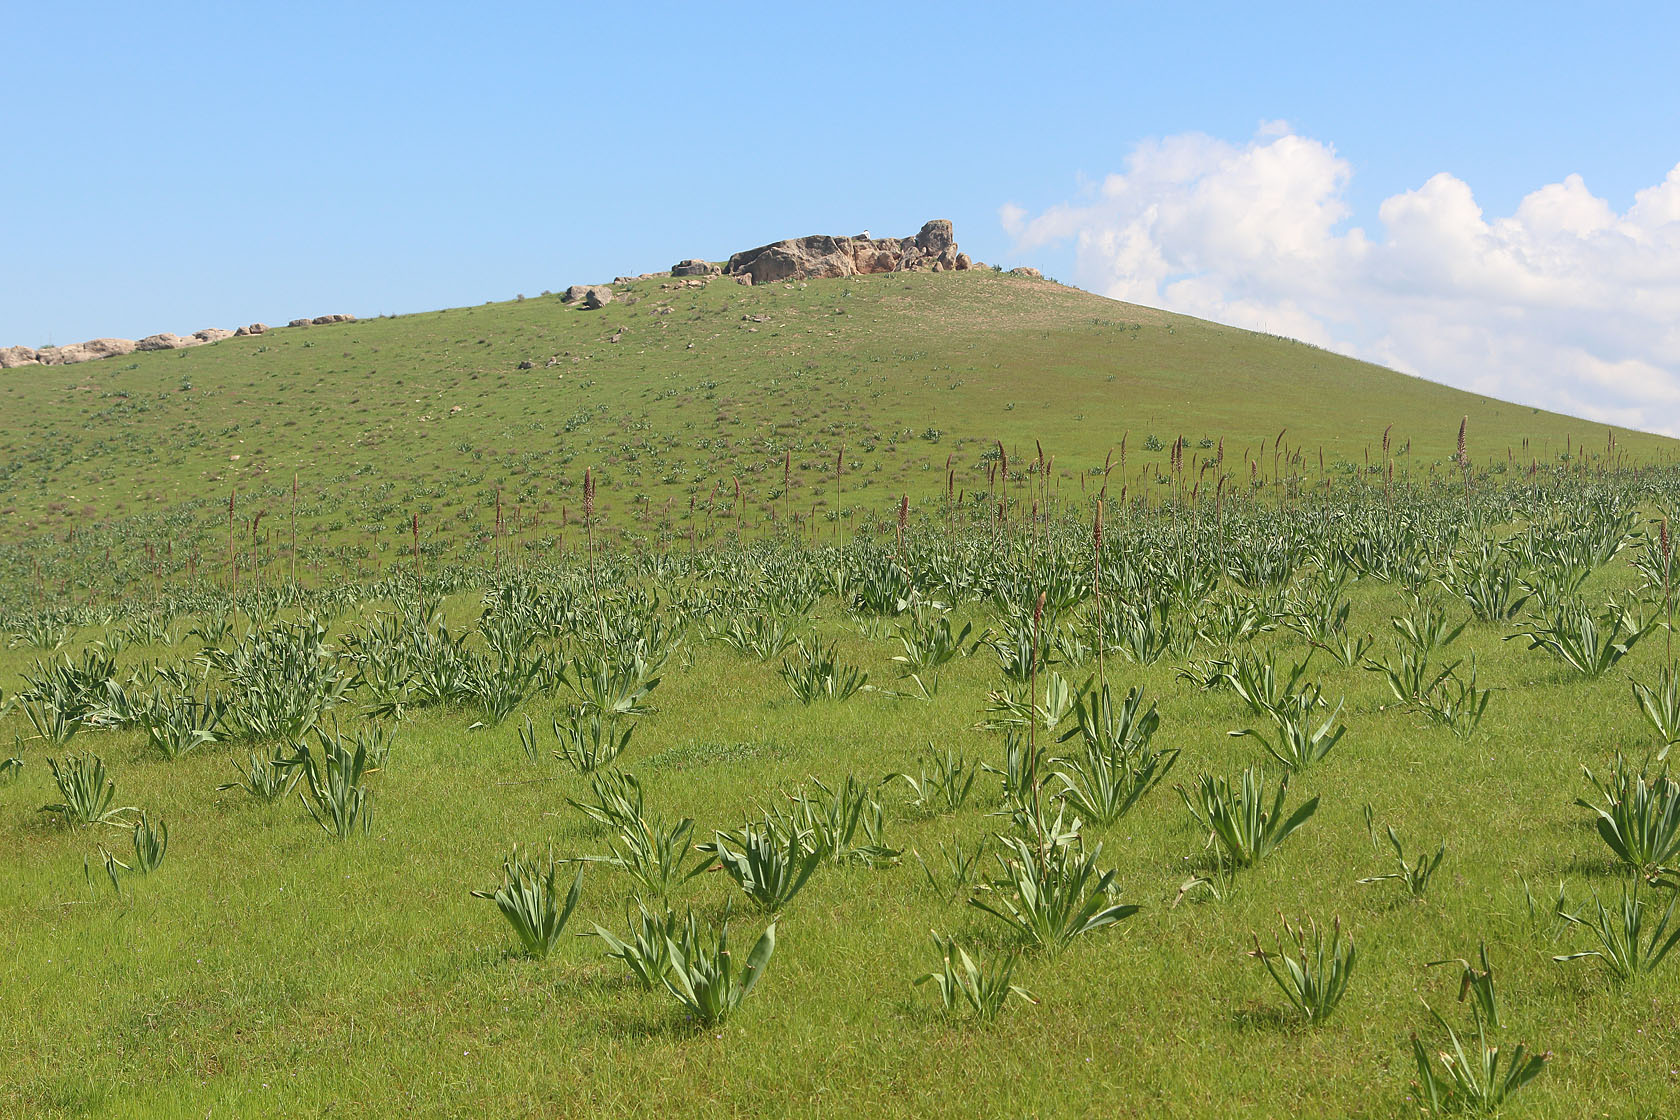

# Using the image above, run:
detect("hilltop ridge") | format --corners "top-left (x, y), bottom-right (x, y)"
top-left (0, 255), bottom-right (1673, 602)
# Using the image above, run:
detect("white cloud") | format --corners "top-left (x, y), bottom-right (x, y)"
top-left (1003, 127), bottom-right (1680, 435)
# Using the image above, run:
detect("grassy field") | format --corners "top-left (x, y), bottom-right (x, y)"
top-left (6, 270), bottom-right (1680, 1118)
top-left (5, 488), bottom-right (1680, 1117)
top-left (1, 268), bottom-right (1672, 609)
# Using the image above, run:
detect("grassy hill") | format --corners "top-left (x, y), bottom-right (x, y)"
top-left (2, 269), bottom-right (1671, 604)
top-left (7, 268), bottom-right (1680, 1116)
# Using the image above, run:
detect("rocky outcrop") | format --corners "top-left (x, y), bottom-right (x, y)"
top-left (0, 345), bottom-right (39, 368)
top-left (136, 333), bottom-right (191, 351)
top-left (2, 312), bottom-right (344, 373)
top-left (671, 259), bottom-right (720, 277)
top-left (563, 284), bottom-right (614, 309)
top-left (726, 219), bottom-right (969, 285)
top-left (52, 338), bottom-right (138, 364)
top-left (1008, 267), bottom-right (1043, 279)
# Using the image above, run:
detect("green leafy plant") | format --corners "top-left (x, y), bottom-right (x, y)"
top-left (1506, 597), bottom-right (1653, 678)
top-left (1050, 681), bottom-right (1177, 823)
top-left (1416, 658), bottom-right (1493, 738)
top-left (552, 711), bottom-right (634, 773)
top-left (890, 605), bottom-right (975, 695)
top-left (701, 819), bottom-right (821, 912)
top-left (568, 769), bottom-right (645, 834)
top-left (1410, 1004), bottom-right (1549, 1114)
top-left (661, 914), bottom-right (776, 1026)
top-left (0, 756), bottom-right (20, 785)
top-left (129, 811), bottom-right (168, 874)
top-left (1427, 941), bottom-right (1501, 1030)
top-left (136, 686), bottom-right (227, 760)
top-left (1229, 685), bottom-right (1345, 772)
top-left (566, 644), bottom-right (663, 718)
top-left (591, 898), bottom-right (682, 989)
top-left (712, 612), bottom-right (802, 662)
top-left (1552, 881), bottom-right (1680, 981)
top-left (1358, 824), bottom-right (1446, 898)
top-left (218, 746), bottom-right (304, 802)
top-left (767, 775), bottom-right (900, 867)
top-left (1632, 663), bottom-right (1680, 758)
top-left (472, 846), bottom-right (583, 959)
top-left (19, 699), bottom-right (84, 748)
top-left (288, 727), bottom-right (375, 838)
top-left (911, 839), bottom-right (986, 904)
top-left (1226, 650), bottom-right (1310, 718)
top-left (780, 637), bottom-right (868, 703)
top-left (969, 834), bottom-right (1138, 955)
top-left (1249, 915), bottom-right (1355, 1024)
top-left (1178, 767), bottom-right (1318, 870)
top-left (40, 753), bottom-right (135, 828)
top-left (574, 813), bottom-right (710, 898)
top-left (889, 746), bottom-right (978, 813)
top-left (914, 931), bottom-right (1037, 1019)
top-left (1575, 754), bottom-right (1680, 875)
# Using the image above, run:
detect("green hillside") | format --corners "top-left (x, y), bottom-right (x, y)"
top-left (1, 269), bottom-right (1671, 604)
top-left (7, 268), bottom-right (1680, 1116)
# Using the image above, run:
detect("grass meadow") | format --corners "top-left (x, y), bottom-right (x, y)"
top-left (5, 269), bottom-right (1680, 1118)
top-left (5, 490), bottom-right (1680, 1117)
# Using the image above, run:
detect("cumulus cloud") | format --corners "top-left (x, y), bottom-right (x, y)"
top-left (1003, 128), bottom-right (1680, 434)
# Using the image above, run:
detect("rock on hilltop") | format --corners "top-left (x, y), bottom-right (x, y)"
top-left (724, 219), bottom-right (974, 285)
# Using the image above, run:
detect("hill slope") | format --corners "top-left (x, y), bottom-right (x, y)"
top-left (0, 269), bottom-right (1670, 597)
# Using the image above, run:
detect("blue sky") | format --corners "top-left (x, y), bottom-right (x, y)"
top-left (6, 2), bottom-right (1679, 428)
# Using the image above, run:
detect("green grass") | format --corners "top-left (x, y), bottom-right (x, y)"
top-left (3, 541), bottom-right (1680, 1116)
top-left (6, 268), bottom-right (1680, 1116)
top-left (2, 268), bottom-right (1673, 608)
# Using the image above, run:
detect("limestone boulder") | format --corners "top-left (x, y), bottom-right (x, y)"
top-left (0, 345), bottom-right (39, 368)
top-left (193, 328), bottom-right (234, 344)
top-left (726, 220), bottom-right (965, 284)
top-left (57, 338), bottom-right (138, 364)
top-left (136, 333), bottom-right (189, 351)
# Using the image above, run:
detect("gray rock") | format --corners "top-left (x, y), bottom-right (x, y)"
top-left (0, 345), bottom-right (39, 368)
top-left (136, 333), bottom-right (188, 351)
top-left (288, 318), bottom-right (313, 328)
top-left (56, 338), bottom-right (138, 364)
top-left (726, 219), bottom-right (964, 284)
top-left (1009, 267), bottom-right (1044, 279)
top-left (193, 328), bottom-right (234, 344)
top-left (582, 286), bottom-right (613, 310)
top-left (671, 259), bottom-right (720, 277)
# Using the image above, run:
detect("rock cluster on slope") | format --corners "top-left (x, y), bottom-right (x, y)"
top-left (724, 219), bottom-right (974, 285)
top-left (1, 316), bottom-right (348, 369)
